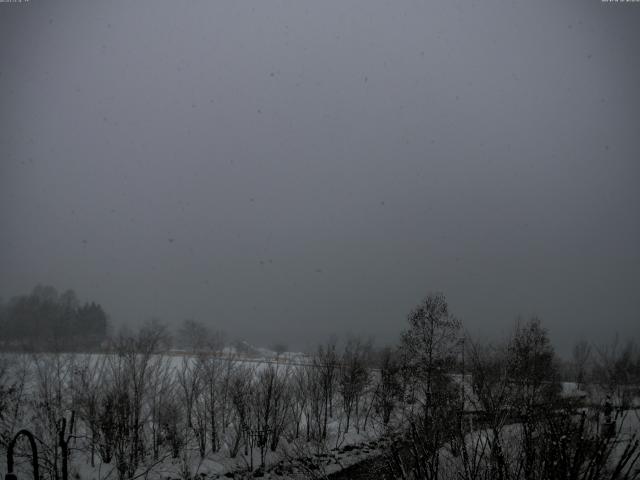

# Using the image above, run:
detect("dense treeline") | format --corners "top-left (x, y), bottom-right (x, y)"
top-left (0, 285), bottom-right (108, 350)
top-left (0, 292), bottom-right (638, 480)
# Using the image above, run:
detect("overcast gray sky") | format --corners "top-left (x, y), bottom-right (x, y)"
top-left (1, 0), bottom-right (639, 353)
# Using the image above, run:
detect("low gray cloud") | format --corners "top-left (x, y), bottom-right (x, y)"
top-left (1, 0), bottom-right (639, 353)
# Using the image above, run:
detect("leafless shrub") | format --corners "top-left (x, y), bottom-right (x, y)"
top-left (0, 354), bottom-right (29, 450)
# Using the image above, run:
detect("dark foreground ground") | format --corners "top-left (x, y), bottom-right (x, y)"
top-left (327, 454), bottom-right (391, 479)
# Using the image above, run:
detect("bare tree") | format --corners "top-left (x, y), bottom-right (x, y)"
top-left (465, 339), bottom-right (514, 480)
top-left (177, 355), bottom-right (206, 457)
top-left (338, 337), bottom-right (371, 434)
top-left (30, 352), bottom-right (78, 480)
top-left (506, 318), bottom-right (561, 480)
top-left (104, 319), bottom-right (171, 479)
top-left (227, 363), bottom-right (254, 458)
top-left (386, 293), bottom-right (462, 480)
top-left (145, 353), bottom-right (175, 461)
top-left (196, 335), bottom-right (225, 453)
top-left (400, 293), bottom-right (461, 430)
top-left (304, 360), bottom-right (327, 442)
top-left (315, 338), bottom-right (339, 440)
top-left (593, 337), bottom-right (639, 411)
top-left (290, 365), bottom-right (309, 440)
top-left (177, 319), bottom-right (216, 352)
top-left (572, 340), bottom-right (592, 390)
top-left (372, 347), bottom-right (402, 427)
top-left (71, 354), bottom-right (109, 467)
top-left (0, 354), bottom-right (29, 451)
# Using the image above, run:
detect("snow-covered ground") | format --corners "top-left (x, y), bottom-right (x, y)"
top-left (2, 351), bottom-right (639, 480)
top-left (0, 350), bottom-right (391, 480)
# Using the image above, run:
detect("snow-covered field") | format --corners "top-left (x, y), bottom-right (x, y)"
top-left (2, 352), bottom-right (639, 480)
top-left (0, 350), bottom-right (392, 480)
